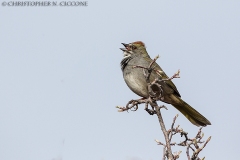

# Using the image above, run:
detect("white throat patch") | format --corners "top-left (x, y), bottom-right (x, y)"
top-left (123, 51), bottom-right (131, 58)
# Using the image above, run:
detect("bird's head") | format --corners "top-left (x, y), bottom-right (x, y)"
top-left (120, 41), bottom-right (149, 58)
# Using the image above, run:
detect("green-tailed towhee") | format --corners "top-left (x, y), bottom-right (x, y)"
top-left (119, 41), bottom-right (211, 127)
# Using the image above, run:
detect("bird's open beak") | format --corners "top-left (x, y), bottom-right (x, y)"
top-left (120, 48), bottom-right (128, 52)
top-left (122, 43), bottom-right (131, 51)
top-left (120, 47), bottom-right (131, 58)
top-left (121, 43), bottom-right (129, 48)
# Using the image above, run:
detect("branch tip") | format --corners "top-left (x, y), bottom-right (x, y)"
top-left (116, 54), bottom-right (210, 160)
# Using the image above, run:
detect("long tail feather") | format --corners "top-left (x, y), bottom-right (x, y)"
top-left (170, 95), bottom-right (211, 126)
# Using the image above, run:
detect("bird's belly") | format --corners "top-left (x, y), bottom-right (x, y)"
top-left (124, 72), bottom-right (148, 98)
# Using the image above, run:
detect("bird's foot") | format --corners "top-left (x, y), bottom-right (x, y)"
top-left (145, 107), bottom-right (156, 115)
top-left (144, 100), bottom-right (156, 115)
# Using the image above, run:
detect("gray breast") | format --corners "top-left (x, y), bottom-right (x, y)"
top-left (121, 56), bottom-right (149, 98)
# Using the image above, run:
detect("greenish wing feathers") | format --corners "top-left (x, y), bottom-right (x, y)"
top-left (152, 62), bottom-right (181, 97)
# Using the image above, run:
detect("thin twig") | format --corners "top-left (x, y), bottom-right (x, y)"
top-left (117, 54), bottom-right (211, 160)
top-left (154, 103), bottom-right (174, 159)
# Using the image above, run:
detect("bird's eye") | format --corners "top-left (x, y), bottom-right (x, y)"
top-left (132, 45), bottom-right (137, 49)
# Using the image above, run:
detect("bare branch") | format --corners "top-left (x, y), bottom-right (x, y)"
top-left (117, 55), bottom-right (211, 160)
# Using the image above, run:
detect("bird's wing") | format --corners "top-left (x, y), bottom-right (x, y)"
top-left (152, 62), bottom-right (181, 97)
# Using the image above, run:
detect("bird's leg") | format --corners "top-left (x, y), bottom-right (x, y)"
top-left (145, 104), bottom-right (156, 115)
top-left (144, 97), bottom-right (157, 115)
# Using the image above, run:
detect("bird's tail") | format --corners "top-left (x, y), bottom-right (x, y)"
top-left (170, 95), bottom-right (211, 126)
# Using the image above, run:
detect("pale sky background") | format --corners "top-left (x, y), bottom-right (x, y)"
top-left (0, 0), bottom-right (239, 160)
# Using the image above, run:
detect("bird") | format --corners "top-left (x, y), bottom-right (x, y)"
top-left (119, 41), bottom-right (211, 127)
